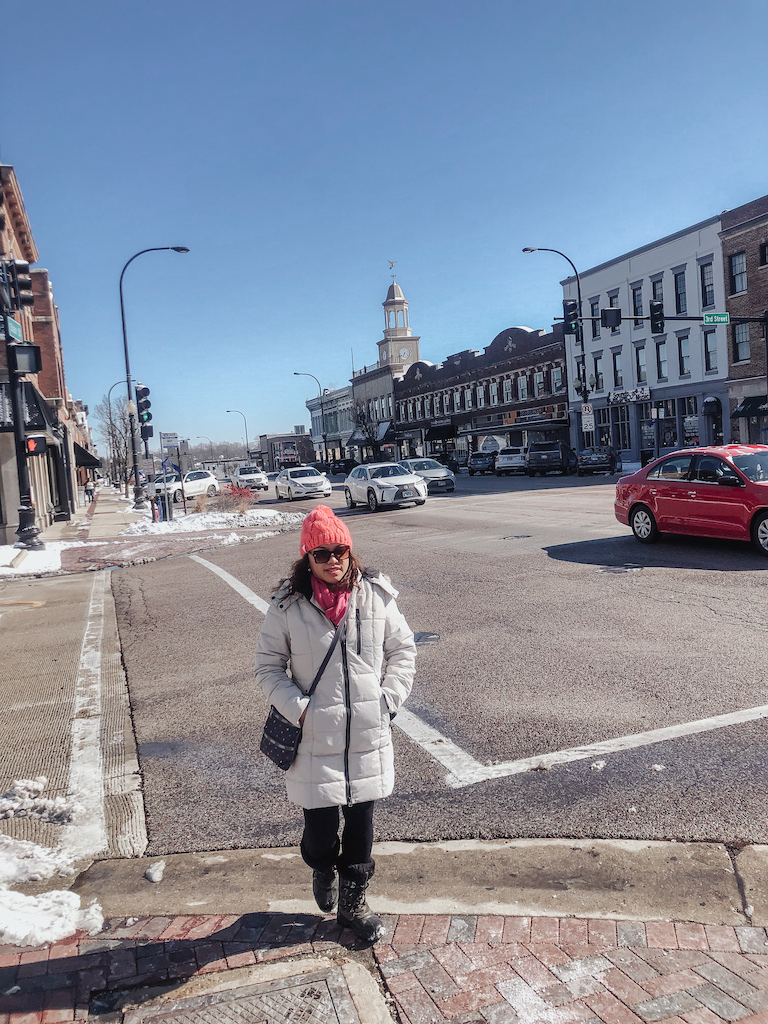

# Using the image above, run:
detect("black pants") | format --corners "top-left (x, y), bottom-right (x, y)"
top-left (301, 801), bottom-right (375, 882)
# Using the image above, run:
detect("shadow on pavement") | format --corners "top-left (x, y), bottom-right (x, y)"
top-left (545, 533), bottom-right (768, 572)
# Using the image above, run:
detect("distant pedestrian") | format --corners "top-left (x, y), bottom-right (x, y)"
top-left (84, 479), bottom-right (95, 503)
top-left (255, 506), bottom-right (416, 942)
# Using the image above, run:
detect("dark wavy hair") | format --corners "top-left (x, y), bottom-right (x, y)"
top-left (275, 551), bottom-right (365, 599)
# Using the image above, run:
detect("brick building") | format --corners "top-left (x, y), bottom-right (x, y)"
top-left (719, 195), bottom-right (768, 442)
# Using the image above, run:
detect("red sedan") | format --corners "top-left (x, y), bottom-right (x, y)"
top-left (614, 444), bottom-right (768, 556)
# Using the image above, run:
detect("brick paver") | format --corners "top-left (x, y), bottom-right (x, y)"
top-left (1, 914), bottom-right (765, 1024)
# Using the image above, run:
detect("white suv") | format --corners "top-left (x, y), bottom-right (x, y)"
top-left (495, 447), bottom-right (527, 476)
top-left (153, 470), bottom-right (220, 503)
top-left (232, 465), bottom-right (269, 490)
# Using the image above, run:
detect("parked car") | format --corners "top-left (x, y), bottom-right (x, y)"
top-left (467, 451), bottom-right (496, 475)
top-left (232, 465), bottom-right (269, 489)
top-left (344, 463), bottom-right (427, 511)
top-left (398, 458), bottom-right (455, 493)
top-left (577, 446), bottom-right (622, 476)
top-left (495, 447), bottom-right (527, 476)
top-left (330, 458), bottom-right (359, 475)
top-left (527, 441), bottom-right (577, 476)
top-left (274, 466), bottom-right (332, 501)
top-left (152, 470), bottom-right (220, 503)
top-left (614, 444), bottom-right (768, 555)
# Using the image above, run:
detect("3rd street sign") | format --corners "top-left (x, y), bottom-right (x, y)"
top-left (703, 312), bottom-right (730, 325)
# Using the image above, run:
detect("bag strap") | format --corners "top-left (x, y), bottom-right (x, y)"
top-left (304, 617), bottom-right (345, 698)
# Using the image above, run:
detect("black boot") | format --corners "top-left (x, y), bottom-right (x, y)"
top-left (312, 869), bottom-right (338, 913)
top-left (337, 876), bottom-right (383, 942)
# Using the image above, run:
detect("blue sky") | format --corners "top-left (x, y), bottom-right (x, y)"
top-left (4, 0), bottom-right (767, 448)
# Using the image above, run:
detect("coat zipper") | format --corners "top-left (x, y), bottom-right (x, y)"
top-left (356, 608), bottom-right (361, 655)
top-left (341, 637), bottom-right (353, 806)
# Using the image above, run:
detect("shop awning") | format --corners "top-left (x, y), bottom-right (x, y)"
top-left (74, 442), bottom-right (101, 468)
top-left (701, 396), bottom-right (722, 414)
top-left (347, 427), bottom-right (369, 445)
top-left (377, 420), bottom-right (396, 443)
top-left (731, 395), bottom-right (768, 419)
top-left (425, 423), bottom-right (456, 441)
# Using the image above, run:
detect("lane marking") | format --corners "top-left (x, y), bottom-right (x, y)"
top-left (60, 572), bottom-right (108, 859)
top-left (191, 557), bottom-right (768, 788)
top-left (189, 554), bottom-right (269, 613)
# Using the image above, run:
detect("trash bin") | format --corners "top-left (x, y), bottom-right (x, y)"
top-left (157, 493), bottom-right (173, 521)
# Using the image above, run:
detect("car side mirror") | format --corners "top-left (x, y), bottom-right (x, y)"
top-left (718, 476), bottom-right (743, 487)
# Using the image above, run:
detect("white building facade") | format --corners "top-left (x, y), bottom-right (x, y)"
top-left (562, 215), bottom-right (730, 464)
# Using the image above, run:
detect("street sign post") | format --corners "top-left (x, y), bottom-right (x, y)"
top-left (159, 431), bottom-right (179, 449)
top-left (703, 313), bottom-right (730, 325)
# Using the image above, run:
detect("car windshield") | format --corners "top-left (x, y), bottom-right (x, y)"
top-left (157, 474), bottom-right (179, 483)
top-left (499, 449), bottom-right (522, 456)
top-left (470, 453), bottom-right (491, 460)
top-left (409, 460), bottom-right (441, 471)
top-left (291, 468), bottom-right (320, 478)
top-left (240, 467), bottom-right (261, 474)
top-left (529, 443), bottom-right (558, 452)
top-left (731, 452), bottom-right (768, 482)
top-left (371, 465), bottom-right (408, 479)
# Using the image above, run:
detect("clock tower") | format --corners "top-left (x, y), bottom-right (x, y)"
top-left (378, 279), bottom-right (420, 370)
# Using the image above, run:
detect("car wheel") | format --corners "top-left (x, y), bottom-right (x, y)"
top-left (345, 489), bottom-right (356, 508)
top-left (287, 488), bottom-right (294, 501)
top-left (367, 489), bottom-right (379, 512)
top-left (275, 487), bottom-right (281, 500)
top-left (468, 469), bottom-right (474, 476)
top-left (415, 499), bottom-right (425, 505)
top-left (630, 504), bottom-right (659, 544)
top-left (206, 485), bottom-right (216, 496)
top-left (173, 490), bottom-right (183, 503)
top-left (751, 511), bottom-right (768, 556)
top-left (577, 468), bottom-right (583, 477)
top-left (528, 470), bottom-right (535, 478)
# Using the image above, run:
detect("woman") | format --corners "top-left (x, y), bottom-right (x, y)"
top-left (255, 505), bottom-right (416, 942)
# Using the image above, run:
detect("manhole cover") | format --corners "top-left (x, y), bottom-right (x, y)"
top-left (108, 965), bottom-right (364, 1024)
top-left (596, 564), bottom-right (643, 574)
top-left (414, 631), bottom-right (440, 645)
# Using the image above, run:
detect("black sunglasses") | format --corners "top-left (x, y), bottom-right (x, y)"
top-left (309, 545), bottom-right (350, 564)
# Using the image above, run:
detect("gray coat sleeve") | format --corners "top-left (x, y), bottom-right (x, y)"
top-left (380, 597), bottom-right (416, 713)
top-left (254, 605), bottom-right (310, 727)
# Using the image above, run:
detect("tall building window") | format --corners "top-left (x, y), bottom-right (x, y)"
top-left (454, 389), bottom-right (462, 410)
top-left (552, 366), bottom-right (563, 391)
top-left (534, 371), bottom-right (545, 396)
top-left (443, 392), bottom-right (451, 414)
top-left (590, 299), bottom-right (600, 338)
top-left (729, 252), bottom-right (747, 294)
top-left (636, 345), bottom-right (647, 383)
top-left (632, 285), bottom-right (643, 327)
top-left (733, 322), bottom-right (750, 362)
top-left (490, 382), bottom-right (499, 406)
top-left (518, 375), bottom-right (528, 400)
top-left (476, 384), bottom-right (485, 408)
top-left (760, 243), bottom-right (768, 266)
top-left (700, 262), bottom-right (714, 307)
top-left (593, 355), bottom-right (604, 390)
top-left (609, 293), bottom-right (620, 333)
top-left (678, 335), bottom-right (690, 375)
top-left (704, 330), bottom-right (717, 372)
top-left (612, 351), bottom-right (623, 388)
top-left (674, 271), bottom-right (687, 314)
top-left (652, 278), bottom-right (663, 303)
top-left (503, 378), bottom-right (513, 403)
top-left (656, 341), bottom-right (667, 380)
top-left (464, 387), bottom-right (473, 409)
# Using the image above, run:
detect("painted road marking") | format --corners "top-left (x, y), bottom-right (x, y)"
top-left (60, 572), bottom-right (108, 859)
top-left (192, 556), bottom-right (768, 789)
top-left (189, 554), bottom-right (269, 613)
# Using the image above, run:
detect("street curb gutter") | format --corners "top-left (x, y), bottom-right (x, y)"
top-left (69, 838), bottom-right (768, 926)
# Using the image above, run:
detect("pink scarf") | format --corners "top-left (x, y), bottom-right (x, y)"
top-left (311, 576), bottom-right (350, 626)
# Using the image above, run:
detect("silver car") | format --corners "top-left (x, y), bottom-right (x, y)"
top-left (275, 466), bottom-right (332, 501)
top-left (345, 463), bottom-right (428, 512)
top-left (495, 447), bottom-right (527, 476)
top-left (398, 458), bottom-right (455, 493)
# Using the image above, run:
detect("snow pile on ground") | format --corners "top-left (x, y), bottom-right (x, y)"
top-left (0, 776), bottom-right (83, 823)
top-left (0, 778), bottom-right (103, 947)
top-left (0, 541), bottom-right (85, 577)
top-left (121, 508), bottom-right (305, 535)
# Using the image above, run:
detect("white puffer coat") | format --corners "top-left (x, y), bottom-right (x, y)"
top-left (255, 571), bottom-right (416, 809)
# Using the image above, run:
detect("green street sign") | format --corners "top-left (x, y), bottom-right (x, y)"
top-left (4, 315), bottom-right (23, 341)
top-left (703, 312), bottom-right (730, 325)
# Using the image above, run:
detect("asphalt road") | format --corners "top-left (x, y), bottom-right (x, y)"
top-left (111, 471), bottom-right (768, 856)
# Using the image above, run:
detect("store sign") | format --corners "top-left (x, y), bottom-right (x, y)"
top-left (609, 387), bottom-right (650, 405)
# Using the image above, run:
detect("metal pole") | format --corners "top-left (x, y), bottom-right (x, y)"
top-left (227, 411), bottom-right (249, 457)
top-left (119, 246), bottom-right (189, 510)
top-left (4, 319), bottom-right (44, 549)
top-left (294, 372), bottom-right (328, 465)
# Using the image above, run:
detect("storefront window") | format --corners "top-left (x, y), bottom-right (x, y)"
top-left (682, 396), bottom-right (698, 446)
top-left (596, 407), bottom-right (611, 445)
top-left (656, 399), bottom-right (677, 448)
top-left (640, 402), bottom-right (655, 452)
top-left (611, 404), bottom-right (631, 450)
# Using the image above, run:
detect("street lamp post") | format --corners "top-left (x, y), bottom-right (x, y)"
top-left (120, 246), bottom-right (189, 510)
top-left (106, 378), bottom-right (127, 492)
top-left (523, 246), bottom-right (585, 436)
top-left (197, 436), bottom-right (215, 463)
top-left (294, 371), bottom-right (328, 466)
top-left (227, 410), bottom-right (250, 458)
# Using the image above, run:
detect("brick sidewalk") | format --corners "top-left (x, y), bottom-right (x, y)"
top-left (2, 915), bottom-right (768, 1024)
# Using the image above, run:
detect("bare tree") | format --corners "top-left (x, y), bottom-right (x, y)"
top-left (92, 394), bottom-right (131, 495)
top-left (353, 400), bottom-right (381, 460)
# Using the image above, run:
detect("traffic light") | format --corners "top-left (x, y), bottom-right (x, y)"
top-left (601, 307), bottom-right (622, 329)
top-left (650, 299), bottom-right (664, 334)
top-left (562, 299), bottom-right (579, 334)
top-left (136, 383), bottom-right (152, 423)
top-left (4, 260), bottom-right (34, 311)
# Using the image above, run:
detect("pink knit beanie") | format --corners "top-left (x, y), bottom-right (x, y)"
top-left (300, 505), bottom-right (353, 555)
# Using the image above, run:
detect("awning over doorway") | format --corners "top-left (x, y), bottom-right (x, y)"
top-left (425, 423), bottom-right (456, 441)
top-left (346, 427), bottom-right (369, 445)
top-left (377, 420), bottom-right (396, 443)
top-left (74, 442), bottom-right (101, 468)
top-left (731, 395), bottom-right (768, 419)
